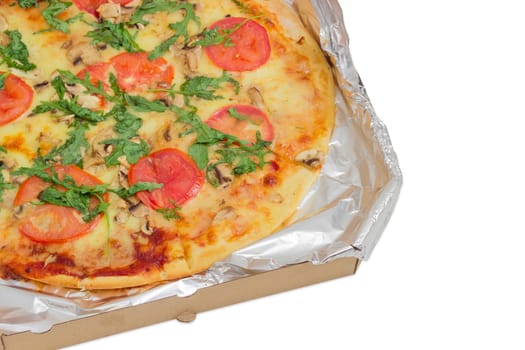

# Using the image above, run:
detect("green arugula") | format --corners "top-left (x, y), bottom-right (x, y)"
top-left (34, 121), bottom-right (89, 168)
top-left (156, 205), bottom-right (181, 220)
top-left (16, 0), bottom-right (38, 8)
top-left (149, 2), bottom-right (200, 60)
top-left (0, 30), bottom-right (36, 71)
top-left (101, 104), bottom-right (150, 166)
top-left (180, 71), bottom-right (240, 101)
top-left (12, 166), bottom-right (163, 222)
top-left (153, 71), bottom-right (240, 105)
top-left (129, 0), bottom-right (185, 26)
top-left (191, 27), bottom-right (235, 48)
top-left (33, 98), bottom-right (106, 123)
top-left (231, 0), bottom-right (252, 13)
top-left (86, 20), bottom-right (143, 53)
top-left (0, 71), bottom-right (9, 90)
top-left (173, 106), bottom-right (272, 184)
top-left (38, 0), bottom-right (83, 34)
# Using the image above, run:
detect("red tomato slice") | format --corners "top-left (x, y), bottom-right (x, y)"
top-left (14, 165), bottom-right (108, 244)
top-left (110, 52), bottom-right (174, 93)
top-left (128, 149), bottom-right (204, 210)
top-left (206, 105), bottom-right (274, 144)
top-left (0, 72), bottom-right (34, 126)
top-left (72, 0), bottom-right (132, 16)
top-left (205, 17), bottom-right (271, 72)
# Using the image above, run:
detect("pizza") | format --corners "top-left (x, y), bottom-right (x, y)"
top-left (0, 0), bottom-right (335, 289)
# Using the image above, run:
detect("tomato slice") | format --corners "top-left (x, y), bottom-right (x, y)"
top-left (0, 72), bottom-right (34, 126)
top-left (205, 17), bottom-right (271, 72)
top-left (110, 52), bottom-right (174, 93)
top-left (206, 105), bottom-right (274, 144)
top-left (72, 0), bottom-right (132, 16)
top-left (14, 165), bottom-right (108, 244)
top-left (128, 149), bottom-right (204, 209)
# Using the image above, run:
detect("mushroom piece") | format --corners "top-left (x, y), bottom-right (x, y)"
top-left (66, 42), bottom-right (101, 66)
top-left (184, 46), bottom-right (202, 75)
top-left (211, 164), bottom-right (234, 189)
top-left (212, 206), bottom-right (235, 225)
top-left (114, 209), bottom-right (130, 224)
top-left (248, 86), bottom-right (266, 110)
top-left (96, 2), bottom-right (121, 22)
top-left (141, 219), bottom-right (154, 235)
top-left (295, 149), bottom-right (324, 168)
top-left (13, 205), bottom-right (24, 219)
top-left (118, 165), bottom-right (129, 188)
top-left (129, 201), bottom-right (149, 218)
top-left (91, 128), bottom-right (116, 158)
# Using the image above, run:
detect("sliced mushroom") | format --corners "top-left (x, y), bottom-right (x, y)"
top-left (248, 86), bottom-right (266, 110)
top-left (91, 128), bottom-right (115, 158)
top-left (61, 40), bottom-right (73, 50)
top-left (162, 124), bottom-right (172, 142)
top-left (1, 157), bottom-right (17, 170)
top-left (66, 42), bottom-right (101, 66)
top-left (96, 2), bottom-right (121, 22)
top-left (295, 149), bottom-right (324, 168)
top-left (13, 205), bottom-right (24, 219)
top-left (77, 93), bottom-right (101, 109)
top-left (11, 175), bottom-right (28, 185)
top-left (184, 46), bottom-right (202, 75)
top-left (33, 81), bottom-right (50, 90)
top-left (141, 219), bottom-right (154, 235)
top-left (212, 206), bottom-right (235, 225)
top-left (118, 165), bottom-right (129, 188)
top-left (212, 164), bottom-right (234, 189)
top-left (129, 202), bottom-right (149, 218)
top-left (114, 208), bottom-right (130, 224)
top-left (57, 114), bottom-right (75, 125)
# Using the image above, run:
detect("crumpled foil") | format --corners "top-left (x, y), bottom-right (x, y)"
top-left (0, 0), bottom-right (402, 335)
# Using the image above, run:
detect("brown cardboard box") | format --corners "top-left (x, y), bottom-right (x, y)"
top-left (0, 257), bottom-right (359, 350)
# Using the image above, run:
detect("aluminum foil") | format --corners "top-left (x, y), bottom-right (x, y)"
top-left (0, 0), bottom-right (402, 335)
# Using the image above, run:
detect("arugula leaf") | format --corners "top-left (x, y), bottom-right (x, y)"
top-left (57, 69), bottom-right (115, 102)
top-left (33, 98), bottom-right (106, 123)
top-left (149, 2), bottom-right (200, 60)
top-left (101, 138), bottom-right (150, 166)
top-left (0, 146), bottom-right (6, 153)
top-left (0, 30), bottom-right (36, 71)
top-left (36, 121), bottom-right (89, 167)
top-left (156, 205), bottom-right (181, 220)
top-left (17, 0), bottom-right (38, 8)
top-left (130, 0), bottom-right (184, 26)
top-left (110, 182), bottom-right (163, 198)
top-left (180, 71), bottom-right (240, 101)
top-left (86, 20), bottom-right (143, 53)
top-left (0, 71), bottom-right (9, 90)
top-left (108, 105), bottom-right (142, 139)
top-left (228, 107), bottom-right (260, 125)
top-left (124, 94), bottom-right (168, 113)
top-left (231, 0), bottom-right (252, 13)
top-left (39, 0), bottom-right (83, 34)
top-left (191, 27), bottom-right (235, 48)
top-left (172, 106), bottom-right (272, 183)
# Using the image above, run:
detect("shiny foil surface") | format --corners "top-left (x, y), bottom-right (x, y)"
top-left (0, 0), bottom-right (402, 335)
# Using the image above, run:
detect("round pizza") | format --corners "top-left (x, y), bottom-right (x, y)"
top-left (0, 0), bottom-right (335, 289)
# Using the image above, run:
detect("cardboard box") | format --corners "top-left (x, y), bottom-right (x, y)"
top-left (0, 257), bottom-right (359, 350)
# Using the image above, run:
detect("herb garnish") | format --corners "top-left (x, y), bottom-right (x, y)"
top-left (38, 0), bottom-right (83, 34)
top-left (152, 71), bottom-right (240, 106)
top-left (86, 20), bottom-right (143, 53)
top-left (0, 30), bottom-right (36, 71)
top-left (173, 106), bottom-right (272, 184)
top-left (130, 0), bottom-right (186, 26)
top-left (16, 0), bottom-right (38, 8)
top-left (156, 205), bottom-right (181, 220)
top-left (149, 2), bottom-right (200, 60)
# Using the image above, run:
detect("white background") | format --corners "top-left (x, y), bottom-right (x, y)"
top-left (66, 1), bottom-right (525, 349)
